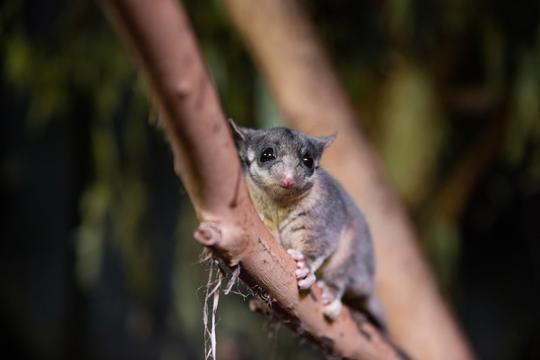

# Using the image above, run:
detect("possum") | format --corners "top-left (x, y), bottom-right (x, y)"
top-left (230, 119), bottom-right (385, 325)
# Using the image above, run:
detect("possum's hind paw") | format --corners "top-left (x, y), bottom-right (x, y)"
top-left (317, 280), bottom-right (343, 320)
top-left (287, 249), bottom-right (316, 290)
top-left (323, 299), bottom-right (343, 320)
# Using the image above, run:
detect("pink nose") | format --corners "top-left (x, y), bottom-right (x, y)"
top-left (280, 174), bottom-right (296, 188)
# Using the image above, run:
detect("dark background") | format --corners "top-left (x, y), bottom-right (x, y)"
top-left (1, 0), bottom-right (539, 359)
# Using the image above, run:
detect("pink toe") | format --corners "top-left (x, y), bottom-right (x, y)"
top-left (295, 268), bottom-right (309, 278)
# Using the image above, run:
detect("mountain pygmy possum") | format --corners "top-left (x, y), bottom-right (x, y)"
top-left (229, 120), bottom-right (385, 326)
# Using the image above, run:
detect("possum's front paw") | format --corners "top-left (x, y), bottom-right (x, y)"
top-left (287, 249), bottom-right (316, 290)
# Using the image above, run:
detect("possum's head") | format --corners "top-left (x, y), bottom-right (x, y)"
top-left (229, 119), bottom-right (335, 202)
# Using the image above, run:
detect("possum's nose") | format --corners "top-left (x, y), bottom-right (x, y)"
top-left (280, 170), bottom-right (297, 188)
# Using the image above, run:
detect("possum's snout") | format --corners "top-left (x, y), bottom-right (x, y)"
top-left (278, 169), bottom-right (297, 189)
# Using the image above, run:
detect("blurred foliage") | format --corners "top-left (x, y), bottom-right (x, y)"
top-left (1, 0), bottom-right (539, 359)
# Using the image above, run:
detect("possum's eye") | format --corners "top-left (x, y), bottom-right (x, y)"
top-left (260, 148), bottom-right (276, 163)
top-left (302, 153), bottom-right (314, 169)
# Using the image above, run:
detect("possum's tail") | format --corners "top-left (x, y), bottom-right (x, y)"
top-left (347, 296), bottom-right (412, 360)
top-left (366, 295), bottom-right (388, 333)
top-left (344, 294), bottom-right (387, 333)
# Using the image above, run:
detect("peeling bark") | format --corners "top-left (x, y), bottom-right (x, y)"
top-left (222, 0), bottom-right (475, 359)
top-left (99, 0), bottom-right (404, 358)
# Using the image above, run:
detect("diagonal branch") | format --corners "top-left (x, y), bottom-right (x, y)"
top-left (98, 0), bottom-right (403, 358)
top-left (222, 0), bottom-right (475, 359)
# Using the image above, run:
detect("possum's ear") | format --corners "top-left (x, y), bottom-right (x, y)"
top-left (228, 118), bottom-right (256, 145)
top-left (313, 133), bottom-right (337, 153)
top-left (228, 118), bottom-right (245, 143)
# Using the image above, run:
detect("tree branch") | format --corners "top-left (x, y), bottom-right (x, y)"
top-left (98, 0), bottom-right (403, 358)
top-left (222, 0), bottom-right (475, 359)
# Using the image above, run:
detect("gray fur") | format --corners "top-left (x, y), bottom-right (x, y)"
top-left (230, 120), bottom-right (382, 324)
